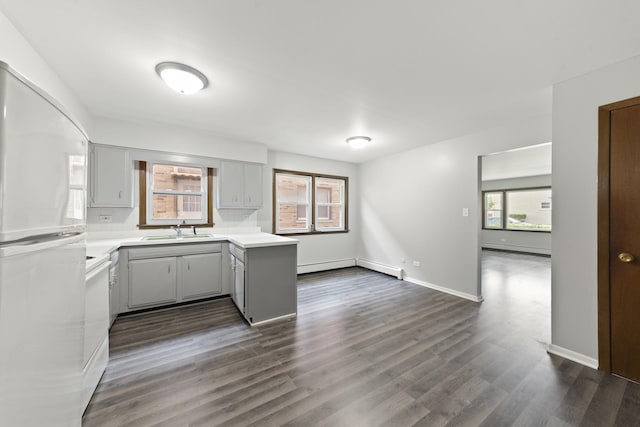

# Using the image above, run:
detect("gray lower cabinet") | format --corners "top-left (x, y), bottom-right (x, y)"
top-left (129, 257), bottom-right (177, 308)
top-left (181, 253), bottom-right (222, 300)
top-left (230, 243), bottom-right (297, 324)
top-left (120, 243), bottom-right (223, 312)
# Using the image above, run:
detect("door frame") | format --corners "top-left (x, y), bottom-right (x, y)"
top-left (597, 95), bottom-right (640, 372)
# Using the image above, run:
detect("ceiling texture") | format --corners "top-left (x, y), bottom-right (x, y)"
top-left (2, 1), bottom-right (640, 163)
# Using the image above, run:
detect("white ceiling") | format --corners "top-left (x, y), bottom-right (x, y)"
top-left (2, 1), bottom-right (640, 163)
top-left (482, 143), bottom-right (552, 181)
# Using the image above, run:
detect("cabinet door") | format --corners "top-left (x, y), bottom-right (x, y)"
top-left (243, 163), bottom-right (263, 208)
top-left (90, 144), bottom-right (132, 207)
top-left (217, 161), bottom-right (244, 208)
top-left (181, 253), bottom-right (222, 300)
top-left (129, 257), bottom-right (177, 308)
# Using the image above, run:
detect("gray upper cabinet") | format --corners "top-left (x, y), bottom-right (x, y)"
top-left (243, 163), bottom-right (263, 208)
top-left (217, 160), bottom-right (263, 209)
top-left (89, 144), bottom-right (133, 207)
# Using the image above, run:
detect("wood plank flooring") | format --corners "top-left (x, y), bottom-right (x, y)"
top-left (82, 251), bottom-right (640, 426)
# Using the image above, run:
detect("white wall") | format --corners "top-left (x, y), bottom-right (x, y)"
top-left (0, 9), bottom-right (91, 132)
top-left (358, 114), bottom-right (551, 300)
top-left (257, 150), bottom-right (359, 273)
top-left (552, 54), bottom-right (640, 364)
top-left (91, 116), bottom-right (268, 164)
top-left (87, 116), bottom-right (270, 233)
top-left (87, 161), bottom-right (259, 233)
top-left (88, 148), bottom-right (360, 271)
top-left (481, 174), bottom-right (552, 255)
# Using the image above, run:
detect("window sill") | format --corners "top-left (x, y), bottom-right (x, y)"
top-left (276, 229), bottom-right (350, 236)
top-left (138, 221), bottom-right (215, 230)
top-left (482, 227), bottom-right (551, 233)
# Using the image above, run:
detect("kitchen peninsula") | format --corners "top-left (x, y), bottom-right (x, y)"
top-left (87, 231), bottom-right (298, 326)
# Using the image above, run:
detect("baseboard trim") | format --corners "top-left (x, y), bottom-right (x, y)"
top-left (297, 259), bottom-right (356, 274)
top-left (547, 344), bottom-right (599, 369)
top-left (250, 313), bottom-right (296, 326)
top-left (356, 258), bottom-right (403, 279)
top-left (403, 276), bottom-right (484, 303)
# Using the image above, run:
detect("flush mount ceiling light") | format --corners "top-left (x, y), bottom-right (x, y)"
top-left (346, 136), bottom-right (371, 150)
top-left (155, 62), bottom-right (209, 94)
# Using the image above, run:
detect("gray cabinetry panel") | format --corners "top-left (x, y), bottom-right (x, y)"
top-left (245, 244), bottom-right (297, 324)
top-left (129, 257), bottom-right (177, 308)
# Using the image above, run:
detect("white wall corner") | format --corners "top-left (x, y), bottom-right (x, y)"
top-left (356, 258), bottom-right (403, 279)
top-left (297, 259), bottom-right (356, 275)
top-left (546, 344), bottom-right (599, 370)
top-left (403, 276), bottom-right (484, 303)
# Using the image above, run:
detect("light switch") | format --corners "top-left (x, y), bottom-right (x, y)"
top-left (462, 208), bottom-right (469, 217)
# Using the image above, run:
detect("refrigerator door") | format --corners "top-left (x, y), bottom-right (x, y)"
top-left (0, 62), bottom-right (88, 243)
top-left (0, 233), bottom-right (86, 427)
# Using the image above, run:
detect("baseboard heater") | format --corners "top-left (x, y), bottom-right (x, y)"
top-left (356, 258), bottom-right (403, 279)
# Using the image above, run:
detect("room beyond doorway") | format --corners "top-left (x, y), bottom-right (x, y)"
top-left (481, 249), bottom-right (550, 346)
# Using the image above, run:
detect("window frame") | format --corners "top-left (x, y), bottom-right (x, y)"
top-left (482, 186), bottom-right (552, 233)
top-left (273, 169), bottom-right (349, 235)
top-left (138, 161), bottom-right (214, 229)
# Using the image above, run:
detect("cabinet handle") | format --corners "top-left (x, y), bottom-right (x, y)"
top-left (168, 265), bottom-right (171, 274)
top-left (118, 190), bottom-right (122, 199)
top-left (187, 262), bottom-right (190, 271)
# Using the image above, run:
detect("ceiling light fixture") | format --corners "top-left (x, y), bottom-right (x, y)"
top-left (346, 136), bottom-right (371, 149)
top-left (155, 62), bottom-right (209, 94)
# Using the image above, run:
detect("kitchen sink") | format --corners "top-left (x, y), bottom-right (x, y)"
top-left (142, 233), bottom-right (214, 241)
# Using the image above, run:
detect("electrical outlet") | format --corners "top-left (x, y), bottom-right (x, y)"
top-left (412, 260), bottom-right (421, 267)
top-left (99, 215), bottom-right (112, 223)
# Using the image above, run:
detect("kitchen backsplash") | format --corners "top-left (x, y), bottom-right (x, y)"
top-left (87, 206), bottom-right (260, 232)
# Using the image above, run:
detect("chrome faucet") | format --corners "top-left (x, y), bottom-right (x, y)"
top-left (173, 220), bottom-right (186, 237)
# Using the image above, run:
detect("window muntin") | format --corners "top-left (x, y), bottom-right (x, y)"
top-left (141, 162), bottom-right (211, 227)
top-left (483, 187), bottom-right (552, 232)
top-left (274, 170), bottom-right (348, 234)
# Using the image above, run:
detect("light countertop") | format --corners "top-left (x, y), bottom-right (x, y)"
top-left (86, 232), bottom-right (298, 270)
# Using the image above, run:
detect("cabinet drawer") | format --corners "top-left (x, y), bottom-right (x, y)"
top-left (229, 243), bottom-right (245, 262)
top-left (128, 243), bottom-right (221, 260)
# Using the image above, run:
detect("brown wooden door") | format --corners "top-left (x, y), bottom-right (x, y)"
top-left (608, 102), bottom-right (640, 381)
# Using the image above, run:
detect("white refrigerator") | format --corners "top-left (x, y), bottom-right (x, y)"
top-left (0, 61), bottom-right (88, 426)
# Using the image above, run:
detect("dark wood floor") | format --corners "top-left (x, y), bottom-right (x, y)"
top-left (83, 251), bottom-right (640, 426)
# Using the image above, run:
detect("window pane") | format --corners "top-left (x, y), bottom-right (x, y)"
top-left (152, 194), bottom-right (204, 221)
top-left (316, 177), bottom-right (345, 232)
top-left (276, 174), bottom-right (311, 232)
top-left (484, 192), bottom-right (503, 228)
top-left (152, 164), bottom-right (202, 192)
top-left (506, 189), bottom-right (552, 231)
top-left (316, 187), bottom-right (331, 220)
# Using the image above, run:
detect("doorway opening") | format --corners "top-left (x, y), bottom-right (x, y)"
top-left (478, 143), bottom-right (552, 346)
